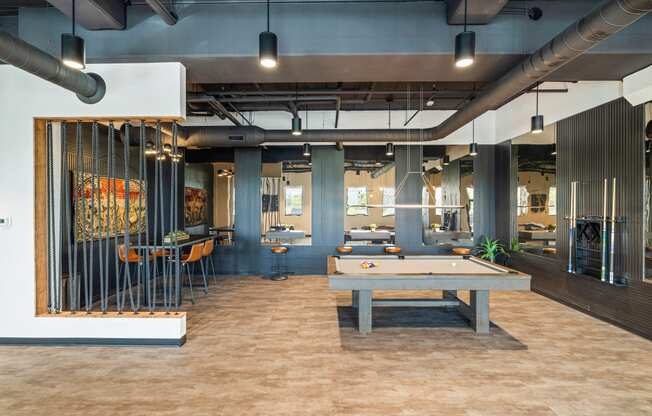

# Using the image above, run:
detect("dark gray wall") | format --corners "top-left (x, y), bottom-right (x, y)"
top-left (312, 146), bottom-right (344, 245)
top-left (395, 145), bottom-right (423, 249)
top-left (511, 98), bottom-right (652, 339)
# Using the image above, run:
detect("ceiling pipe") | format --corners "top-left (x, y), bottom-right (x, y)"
top-left (185, 0), bottom-right (652, 146)
top-left (145, 0), bottom-right (178, 25)
top-left (0, 31), bottom-right (106, 104)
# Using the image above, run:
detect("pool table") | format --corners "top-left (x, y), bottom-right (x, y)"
top-left (327, 255), bottom-right (531, 334)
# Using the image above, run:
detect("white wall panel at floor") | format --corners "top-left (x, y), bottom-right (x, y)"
top-left (0, 63), bottom-right (186, 340)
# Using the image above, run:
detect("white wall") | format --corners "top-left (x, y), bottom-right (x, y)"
top-left (0, 63), bottom-right (186, 340)
top-left (623, 65), bottom-right (652, 106)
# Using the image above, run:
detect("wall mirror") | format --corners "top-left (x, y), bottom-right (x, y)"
top-left (210, 162), bottom-right (235, 245)
top-left (261, 148), bottom-right (312, 245)
top-left (422, 147), bottom-right (474, 247)
top-left (344, 147), bottom-right (395, 246)
top-left (512, 126), bottom-right (557, 258)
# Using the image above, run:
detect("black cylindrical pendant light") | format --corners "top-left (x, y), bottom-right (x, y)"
top-left (291, 114), bottom-right (302, 136)
top-left (551, 143), bottom-right (557, 156)
top-left (385, 143), bottom-right (394, 156)
top-left (469, 119), bottom-right (478, 156)
top-left (443, 155), bottom-right (450, 166)
top-left (259, 0), bottom-right (278, 68)
top-left (302, 143), bottom-right (311, 157)
top-left (455, 0), bottom-right (475, 68)
top-left (61, 0), bottom-right (85, 70)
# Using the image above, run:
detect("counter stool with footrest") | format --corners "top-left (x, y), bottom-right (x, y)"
top-left (270, 246), bottom-right (289, 281)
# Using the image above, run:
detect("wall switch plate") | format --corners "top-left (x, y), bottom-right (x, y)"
top-left (0, 216), bottom-right (11, 228)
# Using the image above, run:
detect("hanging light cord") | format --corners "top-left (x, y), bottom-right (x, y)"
top-left (266, 0), bottom-right (270, 31)
top-left (472, 119), bottom-right (475, 144)
top-left (72, 0), bottom-right (76, 36)
top-left (463, 0), bottom-right (468, 32)
top-left (536, 82), bottom-right (540, 116)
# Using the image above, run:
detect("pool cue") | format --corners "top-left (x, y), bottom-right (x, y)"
top-left (609, 177), bottom-right (617, 284)
top-left (567, 181), bottom-right (576, 273)
top-left (601, 178), bottom-right (608, 282)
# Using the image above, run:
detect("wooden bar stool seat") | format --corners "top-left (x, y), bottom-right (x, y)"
top-left (336, 246), bottom-right (353, 254)
top-left (452, 247), bottom-right (472, 255)
top-left (384, 246), bottom-right (401, 254)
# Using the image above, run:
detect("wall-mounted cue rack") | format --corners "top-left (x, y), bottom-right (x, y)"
top-left (565, 178), bottom-right (627, 286)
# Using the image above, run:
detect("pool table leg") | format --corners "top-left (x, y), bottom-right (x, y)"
top-left (352, 290), bottom-right (359, 308)
top-left (470, 290), bottom-right (490, 334)
top-left (357, 289), bottom-right (373, 334)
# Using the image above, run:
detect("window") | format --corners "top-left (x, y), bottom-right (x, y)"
top-left (382, 187), bottom-right (395, 216)
top-left (548, 186), bottom-right (557, 216)
top-left (284, 186), bottom-right (303, 216)
top-left (347, 186), bottom-right (368, 216)
top-left (518, 185), bottom-right (529, 216)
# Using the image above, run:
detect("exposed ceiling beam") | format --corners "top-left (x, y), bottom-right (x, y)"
top-left (446, 0), bottom-right (509, 25)
top-left (46, 0), bottom-right (125, 30)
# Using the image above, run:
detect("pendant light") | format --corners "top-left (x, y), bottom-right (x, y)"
top-left (291, 84), bottom-right (302, 135)
top-left (385, 143), bottom-right (395, 157)
top-left (61, 0), bottom-right (86, 70)
top-left (443, 155), bottom-right (450, 166)
top-left (531, 82), bottom-right (544, 134)
top-left (259, 0), bottom-right (278, 69)
top-left (302, 143), bottom-right (311, 157)
top-left (145, 141), bottom-right (157, 155)
top-left (455, 0), bottom-right (475, 68)
top-left (469, 119), bottom-right (478, 156)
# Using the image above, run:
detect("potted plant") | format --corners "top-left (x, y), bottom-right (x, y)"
top-left (509, 237), bottom-right (524, 254)
top-left (475, 236), bottom-right (509, 264)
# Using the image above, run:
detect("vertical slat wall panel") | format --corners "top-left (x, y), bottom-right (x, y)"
top-left (511, 98), bottom-right (652, 339)
top-left (312, 146), bottom-right (344, 245)
top-left (234, 148), bottom-right (262, 274)
top-left (473, 145), bottom-right (496, 243)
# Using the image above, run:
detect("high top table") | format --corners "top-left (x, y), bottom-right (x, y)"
top-left (132, 234), bottom-right (216, 307)
top-left (328, 255), bottom-right (531, 334)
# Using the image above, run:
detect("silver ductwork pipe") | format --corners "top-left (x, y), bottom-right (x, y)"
top-left (0, 31), bottom-right (106, 104)
top-left (184, 0), bottom-right (652, 146)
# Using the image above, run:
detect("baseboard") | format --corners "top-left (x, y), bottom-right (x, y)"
top-left (0, 335), bottom-right (186, 347)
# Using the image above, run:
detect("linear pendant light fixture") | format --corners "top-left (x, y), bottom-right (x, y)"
top-left (531, 82), bottom-right (544, 134)
top-left (259, 0), bottom-right (278, 69)
top-left (291, 84), bottom-right (302, 135)
top-left (385, 143), bottom-right (394, 156)
top-left (469, 119), bottom-right (478, 156)
top-left (455, 0), bottom-right (475, 68)
top-left (61, 0), bottom-right (86, 70)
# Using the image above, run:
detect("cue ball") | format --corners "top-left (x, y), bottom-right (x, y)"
top-left (451, 262), bottom-right (457, 267)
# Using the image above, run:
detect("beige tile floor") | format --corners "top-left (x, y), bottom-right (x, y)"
top-left (1, 275), bottom-right (652, 416)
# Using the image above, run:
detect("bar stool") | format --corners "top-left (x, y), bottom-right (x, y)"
top-left (270, 246), bottom-right (289, 281)
top-left (118, 244), bottom-right (145, 300)
top-left (336, 246), bottom-right (353, 255)
top-left (179, 242), bottom-right (208, 304)
top-left (384, 246), bottom-right (401, 255)
top-left (202, 238), bottom-right (217, 284)
top-left (452, 247), bottom-right (471, 256)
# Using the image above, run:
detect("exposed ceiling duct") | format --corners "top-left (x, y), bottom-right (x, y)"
top-left (184, 0), bottom-right (652, 147)
top-left (0, 30), bottom-right (106, 104)
top-left (446, 0), bottom-right (509, 25)
top-left (144, 0), bottom-right (178, 25)
top-left (46, 0), bottom-right (126, 30)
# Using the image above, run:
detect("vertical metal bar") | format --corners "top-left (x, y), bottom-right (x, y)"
top-left (601, 178), bottom-right (608, 282)
top-left (168, 123), bottom-right (176, 311)
top-left (141, 121), bottom-right (152, 313)
top-left (46, 122), bottom-right (54, 313)
top-left (173, 122), bottom-right (180, 309)
top-left (79, 123), bottom-right (90, 312)
top-left (157, 121), bottom-right (169, 311)
top-left (122, 123), bottom-right (135, 311)
top-left (111, 124), bottom-right (121, 312)
top-left (88, 122), bottom-right (98, 310)
top-left (104, 124), bottom-right (113, 312)
top-left (72, 123), bottom-right (81, 311)
top-left (62, 123), bottom-right (73, 312)
top-left (93, 122), bottom-right (105, 312)
top-left (152, 122), bottom-right (160, 312)
top-left (609, 177), bottom-right (617, 284)
top-left (136, 123), bottom-right (144, 312)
